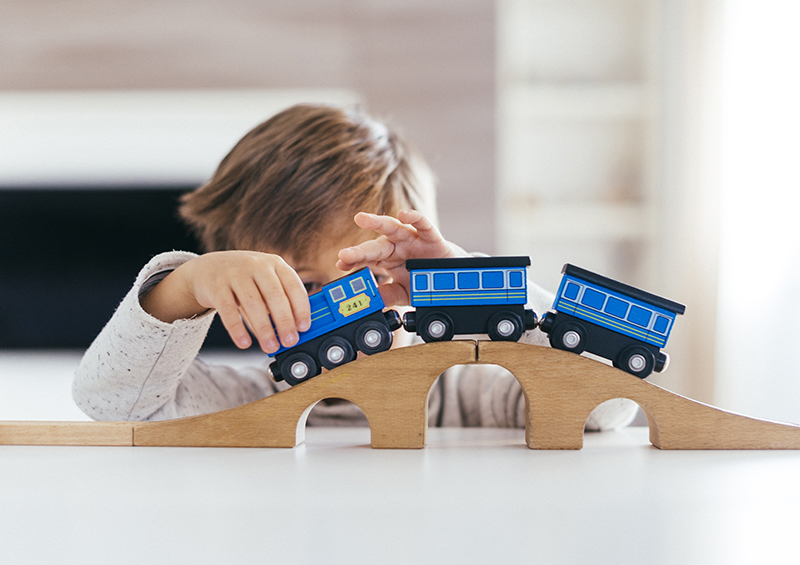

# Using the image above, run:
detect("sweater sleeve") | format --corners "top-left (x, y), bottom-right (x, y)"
top-left (72, 251), bottom-right (284, 422)
top-left (426, 277), bottom-right (640, 431)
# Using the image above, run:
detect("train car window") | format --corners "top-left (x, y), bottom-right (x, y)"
top-left (482, 271), bottom-right (504, 289)
top-left (581, 288), bottom-right (606, 310)
top-left (653, 315), bottom-right (670, 334)
top-left (350, 277), bottom-right (367, 294)
top-left (509, 271), bottom-right (524, 288)
top-left (414, 274), bottom-right (429, 291)
top-left (628, 305), bottom-right (652, 327)
top-left (563, 282), bottom-right (580, 301)
top-left (457, 272), bottom-right (480, 289)
top-left (329, 285), bottom-right (346, 302)
top-left (604, 296), bottom-right (629, 318)
top-left (433, 272), bottom-right (456, 290)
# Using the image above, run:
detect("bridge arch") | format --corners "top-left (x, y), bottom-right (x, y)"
top-left (129, 340), bottom-right (800, 450)
top-left (133, 340), bottom-right (477, 448)
top-left (478, 341), bottom-right (668, 449)
top-left (582, 398), bottom-right (644, 432)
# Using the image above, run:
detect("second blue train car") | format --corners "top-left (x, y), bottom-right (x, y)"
top-left (402, 256), bottom-right (538, 342)
top-left (269, 268), bottom-right (401, 386)
top-left (539, 264), bottom-right (685, 378)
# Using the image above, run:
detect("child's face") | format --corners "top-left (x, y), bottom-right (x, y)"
top-left (280, 231), bottom-right (413, 351)
top-left (282, 232), bottom-right (390, 296)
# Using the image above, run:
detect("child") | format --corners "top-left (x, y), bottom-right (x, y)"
top-left (72, 103), bottom-right (637, 430)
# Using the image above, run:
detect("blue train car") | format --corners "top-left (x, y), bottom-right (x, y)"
top-left (403, 256), bottom-right (538, 342)
top-left (539, 264), bottom-right (686, 378)
top-left (269, 268), bottom-right (401, 386)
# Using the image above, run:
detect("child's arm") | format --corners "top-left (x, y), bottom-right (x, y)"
top-left (140, 250), bottom-right (312, 353)
top-left (336, 210), bottom-right (468, 306)
top-left (73, 251), bottom-right (297, 421)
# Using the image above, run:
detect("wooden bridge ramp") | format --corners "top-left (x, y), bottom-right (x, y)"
top-left (2, 341), bottom-right (800, 450)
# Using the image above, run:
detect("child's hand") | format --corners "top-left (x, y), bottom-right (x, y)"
top-left (336, 210), bottom-right (468, 306)
top-left (140, 251), bottom-right (311, 353)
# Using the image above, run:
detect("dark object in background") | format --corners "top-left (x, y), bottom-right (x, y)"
top-left (0, 187), bottom-right (235, 349)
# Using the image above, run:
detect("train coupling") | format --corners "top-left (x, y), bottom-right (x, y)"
top-left (384, 309), bottom-right (403, 332)
top-left (524, 309), bottom-right (539, 331)
top-left (538, 312), bottom-right (554, 334)
top-left (401, 310), bottom-right (416, 333)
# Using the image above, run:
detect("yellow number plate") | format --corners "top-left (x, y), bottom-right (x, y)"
top-left (339, 293), bottom-right (371, 317)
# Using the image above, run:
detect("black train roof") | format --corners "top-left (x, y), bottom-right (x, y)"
top-left (406, 256), bottom-right (531, 271)
top-left (563, 264), bottom-right (686, 315)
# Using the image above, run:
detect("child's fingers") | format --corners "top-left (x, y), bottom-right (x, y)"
top-left (214, 291), bottom-right (255, 350)
top-left (231, 279), bottom-right (282, 352)
top-left (274, 262), bottom-right (312, 331)
top-left (396, 209), bottom-right (444, 243)
top-left (250, 276), bottom-right (301, 351)
top-left (354, 212), bottom-right (418, 244)
top-left (337, 236), bottom-right (397, 270)
top-left (397, 209), bottom-right (469, 258)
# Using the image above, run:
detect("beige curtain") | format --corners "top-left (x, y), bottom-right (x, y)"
top-left (714, 0), bottom-right (800, 423)
top-left (650, 0), bottom-right (724, 404)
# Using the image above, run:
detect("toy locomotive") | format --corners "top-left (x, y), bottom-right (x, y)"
top-left (268, 257), bottom-right (685, 385)
top-left (269, 268), bottom-right (402, 386)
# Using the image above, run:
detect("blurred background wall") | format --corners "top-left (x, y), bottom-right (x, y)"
top-left (1, 0), bottom-right (798, 423)
top-left (0, 0), bottom-right (495, 248)
top-left (0, 0), bottom-right (497, 351)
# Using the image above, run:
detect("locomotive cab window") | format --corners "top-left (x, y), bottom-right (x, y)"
top-left (329, 285), bottom-right (346, 302)
top-left (350, 277), bottom-right (366, 294)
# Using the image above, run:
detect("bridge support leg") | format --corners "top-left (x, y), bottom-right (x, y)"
top-left (366, 406), bottom-right (428, 449)
top-left (479, 341), bottom-right (609, 450)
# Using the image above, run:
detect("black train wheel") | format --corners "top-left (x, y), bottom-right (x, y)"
top-left (280, 352), bottom-right (319, 386)
top-left (487, 311), bottom-right (524, 342)
top-left (549, 322), bottom-right (587, 354)
top-left (318, 336), bottom-right (356, 370)
top-left (355, 321), bottom-right (393, 354)
top-left (615, 345), bottom-right (655, 379)
top-left (419, 313), bottom-right (454, 343)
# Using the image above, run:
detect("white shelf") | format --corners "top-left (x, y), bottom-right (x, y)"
top-left (0, 88), bottom-right (360, 187)
top-left (496, 0), bottom-right (661, 287)
top-left (497, 0), bottom-right (656, 84)
top-left (499, 202), bottom-right (654, 243)
top-left (500, 83), bottom-right (656, 122)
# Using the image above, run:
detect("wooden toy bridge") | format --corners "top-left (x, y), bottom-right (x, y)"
top-left (2, 341), bottom-right (800, 449)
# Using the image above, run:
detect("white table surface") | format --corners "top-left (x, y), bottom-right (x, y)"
top-left (2, 352), bottom-right (800, 565)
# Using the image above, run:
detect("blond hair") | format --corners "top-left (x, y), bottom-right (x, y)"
top-left (179, 104), bottom-right (437, 260)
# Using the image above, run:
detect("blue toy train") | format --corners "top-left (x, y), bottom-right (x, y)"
top-left (402, 256), bottom-right (539, 343)
top-left (269, 268), bottom-right (401, 386)
top-left (267, 257), bottom-right (685, 385)
top-left (539, 264), bottom-right (685, 379)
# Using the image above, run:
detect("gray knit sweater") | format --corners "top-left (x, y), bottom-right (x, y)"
top-left (72, 251), bottom-right (637, 430)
